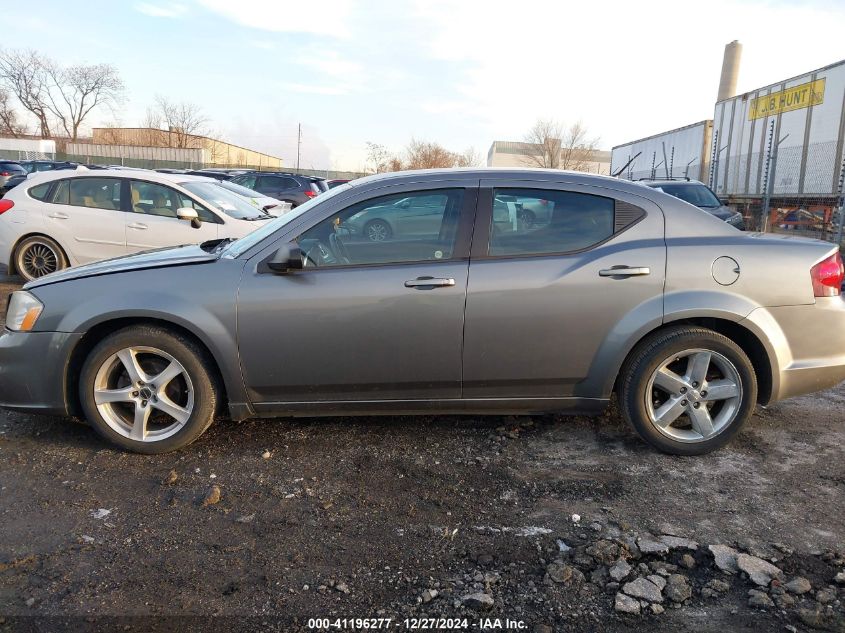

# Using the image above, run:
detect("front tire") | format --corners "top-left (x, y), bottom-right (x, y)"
top-left (14, 235), bottom-right (68, 281)
top-left (79, 326), bottom-right (218, 454)
top-left (618, 326), bottom-right (757, 455)
top-left (364, 219), bottom-right (392, 241)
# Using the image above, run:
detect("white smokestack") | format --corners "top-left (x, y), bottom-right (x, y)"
top-left (717, 40), bottom-right (742, 102)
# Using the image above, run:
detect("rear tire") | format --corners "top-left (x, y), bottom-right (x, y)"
top-left (364, 219), bottom-right (392, 241)
top-left (14, 235), bottom-right (68, 282)
top-left (618, 326), bottom-right (757, 455)
top-left (79, 326), bottom-right (218, 454)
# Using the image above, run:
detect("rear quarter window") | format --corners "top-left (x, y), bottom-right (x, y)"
top-left (28, 183), bottom-right (51, 201)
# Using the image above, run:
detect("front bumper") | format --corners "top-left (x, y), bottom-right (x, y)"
top-left (746, 298), bottom-right (845, 402)
top-left (0, 329), bottom-right (82, 415)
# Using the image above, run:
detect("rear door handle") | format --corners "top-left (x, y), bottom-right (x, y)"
top-left (404, 276), bottom-right (456, 288)
top-left (599, 266), bottom-right (651, 277)
top-left (47, 212), bottom-right (69, 220)
top-left (127, 222), bottom-right (148, 230)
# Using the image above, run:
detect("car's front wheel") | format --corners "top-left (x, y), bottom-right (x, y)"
top-left (618, 326), bottom-right (757, 455)
top-left (14, 235), bottom-right (68, 282)
top-left (79, 326), bottom-right (218, 454)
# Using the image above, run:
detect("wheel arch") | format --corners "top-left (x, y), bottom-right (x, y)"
top-left (8, 232), bottom-right (72, 276)
top-left (65, 316), bottom-right (234, 418)
top-left (611, 317), bottom-right (774, 406)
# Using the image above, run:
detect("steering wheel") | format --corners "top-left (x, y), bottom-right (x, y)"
top-left (329, 232), bottom-right (351, 265)
top-left (302, 241), bottom-right (337, 267)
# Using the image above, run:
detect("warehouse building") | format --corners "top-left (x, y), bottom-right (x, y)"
top-left (91, 127), bottom-right (283, 169)
top-left (487, 140), bottom-right (611, 174)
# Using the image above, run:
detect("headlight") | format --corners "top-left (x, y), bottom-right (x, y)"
top-left (6, 291), bottom-right (43, 332)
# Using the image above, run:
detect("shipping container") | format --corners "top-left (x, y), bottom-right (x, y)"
top-left (712, 58), bottom-right (845, 200)
top-left (610, 120), bottom-right (712, 182)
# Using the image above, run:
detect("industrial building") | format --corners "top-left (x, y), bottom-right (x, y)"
top-left (487, 140), bottom-right (611, 174)
top-left (90, 127), bottom-right (283, 169)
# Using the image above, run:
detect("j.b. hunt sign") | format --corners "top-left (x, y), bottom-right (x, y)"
top-left (748, 78), bottom-right (826, 120)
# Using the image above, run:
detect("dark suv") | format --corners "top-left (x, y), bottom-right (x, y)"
top-left (0, 161), bottom-right (27, 194)
top-left (638, 178), bottom-right (745, 230)
top-left (230, 172), bottom-right (328, 207)
top-left (19, 160), bottom-right (79, 174)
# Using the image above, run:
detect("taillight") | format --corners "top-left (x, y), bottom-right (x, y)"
top-left (0, 171), bottom-right (10, 177)
top-left (810, 252), bottom-right (844, 297)
top-left (303, 190), bottom-right (317, 198)
top-left (0, 200), bottom-right (14, 215)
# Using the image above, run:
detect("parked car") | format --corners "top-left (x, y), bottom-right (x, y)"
top-left (0, 170), bottom-right (272, 281)
top-left (0, 162), bottom-right (28, 195)
top-left (328, 179), bottom-right (350, 188)
top-left (230, 172), bottom-right (328, 207)
top-left (1, 168), bottom-right (843, 456)
top-left (213, 180), bottom-right (289, 215)
top-left (639, 179), bottom-right (745, 229)
top-left (19, 160), bottom-right (79, 174)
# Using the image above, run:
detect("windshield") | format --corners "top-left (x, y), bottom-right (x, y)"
top-left (654, 183), bottom-right (722, 208)
top-left (217, 180), bottom-right (269, 200)
top-left (180, 181), bottom-right (268, 219)
top-left (223, 182), bottom-right (353, 257)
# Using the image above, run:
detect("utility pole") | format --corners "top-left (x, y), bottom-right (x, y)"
top-left (296, 123), bottom-right (301, 172)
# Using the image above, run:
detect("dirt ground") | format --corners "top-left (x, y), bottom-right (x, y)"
top-left (0, 270), bottom-right (843, 633)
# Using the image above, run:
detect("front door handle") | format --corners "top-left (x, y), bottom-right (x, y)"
top-left (599, 266), bottom-right (651, 277)
top-left (127, 222), bottom-right (148, 230)
top-left (404, 276), bottom-right (456, 288)
top-left (47, 212), bottom-right (69, 219)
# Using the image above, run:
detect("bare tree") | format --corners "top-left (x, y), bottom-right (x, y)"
top-left (521, 119), bottom-right (599, 171)
top-left (558, 122), bottom-right (600, 171)
top-left (150, 95), bottom-right (209, 148)
top-left (0, 49), bottom-right (52, 137)
top-left (365, 142), bottom-right (393, 173)
top-left (0, 87), bottom-right (26, 136)
top-left (455, 146), bottom-right (482, 168)
top-left (42, 61), bottom-right (124, 140)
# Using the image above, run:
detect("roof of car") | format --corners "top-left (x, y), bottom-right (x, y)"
top-left (634, 178), bottom-right (705, 186)
top-left (16, 167), bottom-right (218, 187)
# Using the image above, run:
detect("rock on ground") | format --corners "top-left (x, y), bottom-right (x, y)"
top-left (461, 592), bottom-right (494, 611)
top-left (785, 577), bottom-right (812, 595)
top-left (748, 589), bottom-right (774, 608)
top-left (664, 574), bottom-right (692, 603)
top-left (736, 553), bottom-right (783, 587)
top-left (709, 544), bottom-right (740, 574)
top-left (614, 592), bottom-right (641, 614)
top-left (622, 577), bottom-right (663, 603)
top-left (609, 559), bottom-right (632, 582)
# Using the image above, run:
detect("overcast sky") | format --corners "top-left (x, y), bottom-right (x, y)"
top-left (4, 0), bottom-right (845, 171)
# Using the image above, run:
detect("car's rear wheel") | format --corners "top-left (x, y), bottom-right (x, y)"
top-left (79, 326), bottom-right (218, 454)
top-left (364, 219), bottom-right (392, 241)
top-left (618, 326), bottom-right (757, 455)
top-left (14, 235), bottom-right (68, 281)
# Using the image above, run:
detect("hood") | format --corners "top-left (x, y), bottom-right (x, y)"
top-left (704, 205), bottom-right (737, 220)
top-left (24, 243), bottom-right (219, 289)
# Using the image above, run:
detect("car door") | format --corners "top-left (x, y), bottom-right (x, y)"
top-left (125, 180), bottom-right (219, 252)
top-left (462, 179), bottom-right (666, 400)
top-left (236, 185), bottom-right (477, 406)
top-left (41, 176), bottom-right (128, 264)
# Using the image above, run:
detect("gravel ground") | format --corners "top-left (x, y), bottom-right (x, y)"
top-left (0, 270), bottom-right (843, 633)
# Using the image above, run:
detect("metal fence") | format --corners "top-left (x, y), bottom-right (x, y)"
top-left (706, 123), bottom-right (845, 250)
top-left (0, 148), bottom-right (367, 181)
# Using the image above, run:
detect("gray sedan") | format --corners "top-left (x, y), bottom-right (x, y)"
top-left (1, 169), bottom-right (844, 455)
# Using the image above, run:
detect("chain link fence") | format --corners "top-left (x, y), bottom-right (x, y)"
top-left (709, 129), bottom-right (845, 251)
top-left (0, 148), bottom-right (366, 181)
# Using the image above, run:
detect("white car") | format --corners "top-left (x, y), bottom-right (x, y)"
top-left (0, 169), bottom-right (272, 281)
top-left (214, 180), bottom-right (293, 217)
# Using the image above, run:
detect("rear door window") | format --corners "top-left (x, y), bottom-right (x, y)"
top-left (1, 162), bottom-right (26, 174)
top-left (488, 188), bottom-right (617, 256)
top-left (28, 183), bottom-right (52, 201)
top-left (257, 176), bottom-right (298, 191)
top-left (68, 178), bottom-right (122, 211)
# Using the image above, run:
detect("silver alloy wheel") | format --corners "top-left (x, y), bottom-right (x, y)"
top-left (366, 221), bottom-right (389, 241)
top-left (645, 348), bottom-right (742, 443)
top-left (19, 242), bottom-right (59, 279)
top-left (93, 346), bottom-right (194, 442)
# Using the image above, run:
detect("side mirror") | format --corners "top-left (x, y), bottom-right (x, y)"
top-left (267, 242), bottom-right (304, 274)
top-left (177, 207), bottom-right (202, 229)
